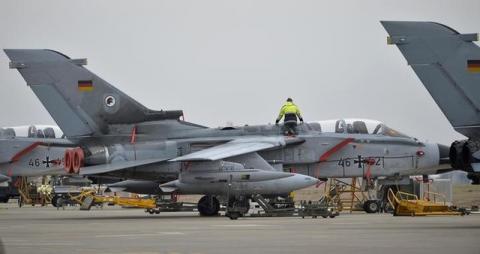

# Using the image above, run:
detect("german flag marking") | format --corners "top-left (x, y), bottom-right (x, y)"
top-left (467, 60), bottom-right (480, 73)
top-left (78, 80), bottom-right (93, 91)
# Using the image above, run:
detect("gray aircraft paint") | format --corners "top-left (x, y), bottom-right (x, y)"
top-left (382, 21), bottom-right (480, 183)
top-left (382, 21), bottom-right (480, 139)
top-left (1, 50), bottom-right (450, 196)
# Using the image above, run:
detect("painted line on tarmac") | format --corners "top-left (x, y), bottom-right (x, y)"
top-left (3, 242), bottom-right (76, 246)
top-left (95, 232), bottom-right (185, 238)
top-left (211, 224), bottom-right (269, 227)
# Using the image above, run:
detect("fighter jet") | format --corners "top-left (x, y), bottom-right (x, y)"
top-left (1, 49), bottom-right (449, 215)
top-left (0, 125), bottom-right (62, 183)
top-left (382, 21), bottom-right (480, 184)
top-left (0, 125), bottom-right (63, 139)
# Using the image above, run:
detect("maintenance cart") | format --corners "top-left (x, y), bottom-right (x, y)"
top-left (227, 194), bottom-right (339, 220)
top-left (299, 199), bottom-right (339, 219)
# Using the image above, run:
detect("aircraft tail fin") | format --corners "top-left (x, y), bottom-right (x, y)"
top-left (381, 21), bottom-right (480, 138)
top-left (4, 49), bottom-right (183, 137)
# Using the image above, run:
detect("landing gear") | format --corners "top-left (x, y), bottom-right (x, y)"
top-left (146, 208), bottom-right (161, 215)
top-left (226, 196), bottom-right (250, 220)
top-left (197, 195), bottom-right (220, 216)
top-left (51, 195), bottom-right (60, 207)
top-left (363, 200), bottom-right (380, 213)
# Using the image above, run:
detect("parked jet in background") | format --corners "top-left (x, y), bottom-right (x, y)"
top-left (1, 49), bottom-right (450, 215)
top-left (0, 125), bottom-right (62, 139)
top-left (382, 21), bottom-right (480, 184)
top-left (0, 125), bottom-right (62, 183)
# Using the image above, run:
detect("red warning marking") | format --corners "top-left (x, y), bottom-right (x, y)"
top-left (364, 164), bottom-right (372, 180)
top-left (130, 126), bottom-right (137, 144)
top-left (319, 138), bottom-right (354, 162)
top-left (314, 138), bottom-right (354, 180)
top-left (10, 142), bottom-right (41, 162)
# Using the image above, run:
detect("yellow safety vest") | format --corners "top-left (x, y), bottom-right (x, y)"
top-left (277, 102), bottom-right (302, 120)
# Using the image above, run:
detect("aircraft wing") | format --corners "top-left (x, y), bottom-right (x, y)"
top-left (170, 137), bottom-right (287, 162)
top-left (79, 157), bottom-right (169, 175)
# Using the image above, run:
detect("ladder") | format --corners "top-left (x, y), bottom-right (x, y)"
top-left (387, 189), bottom-right (463, 216)
top-left (326, 178), bottom-right (366, 213)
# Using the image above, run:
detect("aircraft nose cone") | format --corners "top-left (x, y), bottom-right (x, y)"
top-left (292, 174), bottom-right (319, 189)
top-left (438, 143), bottom-right (450, 164)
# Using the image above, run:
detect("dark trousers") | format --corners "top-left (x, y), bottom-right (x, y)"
top-left (283, 114), bottom-right (298, 134)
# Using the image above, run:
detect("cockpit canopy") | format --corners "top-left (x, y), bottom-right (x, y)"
top-left (316, 119), bottom-right (410, 138)
top-left (0, 125), bottom-right (63, 139)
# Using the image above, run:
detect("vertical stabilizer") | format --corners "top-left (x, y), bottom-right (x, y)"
top-left (4, 49), bottom-right (182, 137)
top-left (381, 21), bottom-right (480, 139)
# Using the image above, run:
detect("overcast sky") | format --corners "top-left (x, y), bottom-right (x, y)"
top-left (0, 0), bottom-right (478, 144)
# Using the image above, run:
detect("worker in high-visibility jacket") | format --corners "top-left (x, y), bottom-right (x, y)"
top-left (275, 98), bottom-right (303, 135)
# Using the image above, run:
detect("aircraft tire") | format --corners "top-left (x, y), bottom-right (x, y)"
top-left (197, 195), bottom-right (220, 216)
top-left (51, 195), bottom-right (58, 207)
top-left (364, 200), bottom-right (379, 214)
top-left (228, 212), bottom-right (240, 220)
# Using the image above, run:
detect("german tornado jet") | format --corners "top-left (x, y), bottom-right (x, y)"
top-left (1, 49), bottom-right (449, 215)
top-left (382, 21), bottom-right (480, 184)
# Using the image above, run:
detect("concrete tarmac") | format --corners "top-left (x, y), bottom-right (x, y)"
top-left (0, 205), bottom-right (479, 254)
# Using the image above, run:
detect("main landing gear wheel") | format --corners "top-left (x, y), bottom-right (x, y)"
top-left (197, 195), bottom-right (220, 216)
top-left (146, 208), bottom-right (161, 215)
top-left (51, 195), bottom-right (61, 207)
top-left (364, 200), bottom-right (379, 214)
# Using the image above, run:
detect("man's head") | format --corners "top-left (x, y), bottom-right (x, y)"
top-left (287, 98), bottom-right (293, 102)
